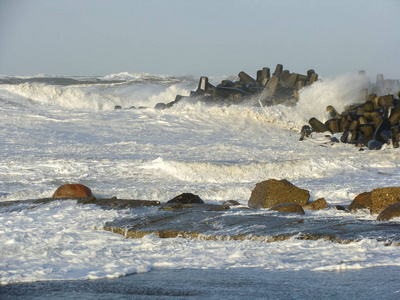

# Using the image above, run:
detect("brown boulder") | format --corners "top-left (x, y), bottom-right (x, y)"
top-left (52, 184), bottom-right (93, 198)
top-left (377, 202), bottom-right (400, 221)
top-left (370, 187), bottom-right (400, 214)
top-left (269, 203), bottom-right (305, 214)
top-left (303, 198), bottom-right (328, 210)
top-left (348, 192), bottom-right (372, 212)
top-left (248, 179), bottom-right (309, 209)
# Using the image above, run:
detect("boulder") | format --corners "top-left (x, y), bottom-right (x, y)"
top-left (52, 184), bottom-right (93, 198)
top-left (299, 125), bottom-right (312, 141)
top-left (348, 192), bottom-right (372, 212)
top-left (309, 117), bottom-right (331, 133)
top-left (269, 203), bottom-right (305, 214)
top-left (371, 187), bottom-right (400, 214)
top-left (248, 179), bottom-right (310, 209)
top-left (303, 198), bottom-right (328, 210)
top-left (154, 103), bottom-right (167, 110)
top-left (222, 200), bottom-right (240, 206)
top-left (377, 202), bottom-right (400, 221)
top-left (167, 193), bottom-right (204, 204)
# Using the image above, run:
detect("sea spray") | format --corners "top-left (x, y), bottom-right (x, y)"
top-left (0, 74), bottom-right (195, 110)
top-left (296, 74), bottom-right (370, 124)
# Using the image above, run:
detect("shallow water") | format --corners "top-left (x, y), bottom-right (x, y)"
top-left (1, 267), bottom-right (400, 299)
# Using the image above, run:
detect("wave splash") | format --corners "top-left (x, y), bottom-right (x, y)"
top-left (0, 72), bottom-right (370, 127)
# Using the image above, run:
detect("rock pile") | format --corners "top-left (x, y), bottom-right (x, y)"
top-left (155, 64), bottom-right (319, 109)
top-left (303, 73), bottom-right (400, 150)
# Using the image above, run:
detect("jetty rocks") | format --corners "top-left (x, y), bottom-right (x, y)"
top-left (303, 74), bottom-right (400, 150)
top-left (155, 64), bottom-right (319, 109)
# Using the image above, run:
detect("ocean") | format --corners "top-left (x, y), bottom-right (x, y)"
top-left (1, 72), bottom-right (400, 298)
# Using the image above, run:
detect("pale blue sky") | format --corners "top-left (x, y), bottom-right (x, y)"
top-left (1, 0), bottom-right (399, 79)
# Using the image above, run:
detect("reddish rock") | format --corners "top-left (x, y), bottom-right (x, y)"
top-left (269, 203), bottom-right (305, 214)
top-left (52, 184), bottom-right (93, 198)
top-left (377, 202), bottom-right (400, 221)
top-left (248, 179), bottom-right (309, 209)
top-left (348, 192), bottom-right (372, 212)
top-left (303, 198), bottom-right (328, 210)
top-left (370, 187), bottom-right (400, 214)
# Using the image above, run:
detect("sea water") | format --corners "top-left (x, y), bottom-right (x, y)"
top-left (1, 72), bottom-right (400, 296)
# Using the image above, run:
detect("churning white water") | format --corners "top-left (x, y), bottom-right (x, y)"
top-left (1, 72), bottom-right (400, 286)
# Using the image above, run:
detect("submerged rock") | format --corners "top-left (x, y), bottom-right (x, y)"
top-left (52, 184), bottom-right (93, 198)
top-left (222, 200), bottom-right (241, 206)
top-left (269, 203), bottom-right (305, 214)
top-left (248, 179), bottom-right (309, 209)
top-left (377, 202), bottom-right (400, 221)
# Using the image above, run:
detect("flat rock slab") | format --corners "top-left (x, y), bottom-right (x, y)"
top-left (2, 199), bottom-right (400, 244)
top-left (0, 197), bottom-right (160, 210)
top-left (103, 204), bottom-right (400, 244)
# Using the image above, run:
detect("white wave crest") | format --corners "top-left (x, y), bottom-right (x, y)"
top-left (139, 157), bottom-right (363, 184)
top-left (0, 82), bottom-right (193, 111)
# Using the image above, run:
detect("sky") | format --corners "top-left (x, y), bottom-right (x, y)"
top-left (1, 0), bottom-right (399, 79)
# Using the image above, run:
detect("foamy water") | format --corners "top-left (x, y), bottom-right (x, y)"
top-left (1, 72), bottom-right (400, 285)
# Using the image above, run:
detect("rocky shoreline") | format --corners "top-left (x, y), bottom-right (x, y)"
top-left (3, 181), bottom-right (400, 245)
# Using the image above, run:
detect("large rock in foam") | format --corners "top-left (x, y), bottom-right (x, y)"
top-left (167, 193), bottom-right (204, 204)
top-left (303, 198), bottom-right (328, 210)
top-left (348, 192), bottom-right (372, 212)
top-left (52, 184), bottom-right (93, 198)
top-left (370, 187), bottom-right (400, 215)
top-left (248, 179), bottom-right (309, 209)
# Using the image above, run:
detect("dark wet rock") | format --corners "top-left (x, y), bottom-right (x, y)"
top-left (0, 197), bottom-right (160, 211)
top-left (335, 205), bottom-right (346, 211)
top-left (114, 105), bottom-right (122, 110)
top-left (309, 117), bottom-right (332, 133)
top-left (303, 198), bottom-right (328, 210)
top-left (248, 179), bottom-right (309, 209)
top-left (52, 184), bottom-right (93, 198)
top-left (299, 125), bottom-right (312, 141)
top-left (167, 193), bottom-right (204, 204)
top-left (377, 202), bottom-right (400, 221)
top-left (154, 103), bottom-right (167, 110)
top-left (222, 200), bottom-right (241, 206)
top-left (371, 187), bottom-right (400, 215)
top-left (303, 77), bottom-right (400, 150)
top-left (77, 197), bottom-right (160, 209)
top-left (269, 203), bottom-right (305, 214)
top-left (373, 118), bottom-right (391, 144)
top-left (170, 64), bottom-right (319, 108)
top-left (348, 192), bottom-right (372, 212)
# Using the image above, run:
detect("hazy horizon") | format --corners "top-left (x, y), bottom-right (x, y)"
top-left (1, 0), bottom-right (399, 80)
